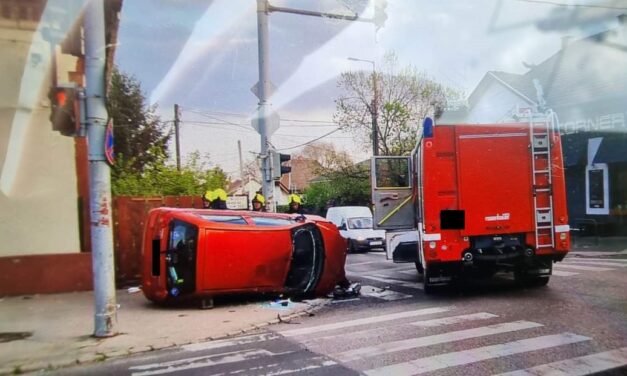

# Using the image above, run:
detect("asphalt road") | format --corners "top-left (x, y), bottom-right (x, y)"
top-left (56, 249), bottom-right (627, 376)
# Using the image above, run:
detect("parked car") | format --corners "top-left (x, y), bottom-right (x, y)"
top-left (141, 208), bottom-right (348, 304)
top-left (326, 206), bottom-right (386, 252)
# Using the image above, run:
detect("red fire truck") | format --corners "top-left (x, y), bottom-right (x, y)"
top-left (371, 113), bottom-right (570, 292)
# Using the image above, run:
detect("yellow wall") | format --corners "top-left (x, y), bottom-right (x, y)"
top-left (0, 26), bottom-right (81, 256)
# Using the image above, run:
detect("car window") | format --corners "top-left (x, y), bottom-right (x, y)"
top-left (251, 217), bottom-right (293, 226)
top-left (198, 215), bottom-right (247, 225)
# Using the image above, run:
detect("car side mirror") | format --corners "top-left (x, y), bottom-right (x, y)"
top-left (338, 223), bottom-right (346, 230)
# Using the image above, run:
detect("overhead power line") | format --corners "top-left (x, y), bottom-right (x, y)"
top-left (276, 128), bottom-right (343, 151)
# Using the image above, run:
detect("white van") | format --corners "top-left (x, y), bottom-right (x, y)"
top-left (325, 206), bottom-right (386, 252)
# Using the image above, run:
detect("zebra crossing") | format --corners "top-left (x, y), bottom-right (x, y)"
top-left (128, 305), bottom-right (627, 375)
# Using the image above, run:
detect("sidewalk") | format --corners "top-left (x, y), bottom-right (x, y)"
top-left (0, 290), bottom-right (327, 375)
top-left (570, 236), bottom-right (627, 254)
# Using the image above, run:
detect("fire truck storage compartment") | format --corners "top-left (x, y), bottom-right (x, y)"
top-left (456, 126), bottom-right (535, 236)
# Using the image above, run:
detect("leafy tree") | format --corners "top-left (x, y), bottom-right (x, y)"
top-left (300, 143), bottom-right (371, 214)
top-left (108, 68), bottom-right (171, 173)
top-left (335, 52), bottom-right (461, 156)
top-left (112, 151), bottom-right (227, 196)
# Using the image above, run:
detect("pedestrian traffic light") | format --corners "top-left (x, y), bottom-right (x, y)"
top-left (48, 85), bottom-right (79, 136)
top-left (271, 151), bottom-right (291, 180)
top-left (374, 0), bottom-right (388, 31)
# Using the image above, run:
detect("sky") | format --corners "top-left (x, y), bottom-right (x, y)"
top-left (113, 0), bottom-right (624, 178)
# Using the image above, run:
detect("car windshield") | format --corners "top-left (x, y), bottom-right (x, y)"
top-left (347, 217), bottom-right (373, 229)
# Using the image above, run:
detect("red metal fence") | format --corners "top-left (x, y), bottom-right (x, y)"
top-left (112, 196), bottom-right (204, 285)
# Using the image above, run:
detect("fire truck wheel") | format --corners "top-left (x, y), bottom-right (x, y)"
top-left (415, 262), bottom-right (424, 275)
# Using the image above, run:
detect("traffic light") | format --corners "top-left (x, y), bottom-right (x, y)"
top-left (271, 151), bottom-right (291, 180)
top-left (48, 85), bottom-right (79, 136)
top-left (374, 0), bottom-right (388, 31)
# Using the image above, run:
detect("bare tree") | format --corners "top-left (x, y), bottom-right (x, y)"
top-left (335, 52), bottom-right (455, 156)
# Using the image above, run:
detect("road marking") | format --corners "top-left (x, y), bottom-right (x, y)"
top-left (409, 312), bottom-right (498, 327)
top-left (278, 306), bottom-right (453, 337)
top-left (360, 275), bottom-right (423, 290)
top-left (564, 260), bottom-right (627, 267)
top-left (364, 332), bottom-right (590, 376)
top-left (569, 250), bottom-right (627, 256)
top-left (181, 333), bottom-right (280, 352)
top-left (554, 264), bottom-right (615, 272)
top-left (336, 320), bottom-right (542, 363)
top-left (346, 260), bottom-right (382, 267)
top-left (495, 346), bottom-right (627, 376)
top-left (330, 297), bottom-right (361, 304)
top-left (551, 270), bottom-right (580, 277)
top-left (264, 357), bottom-right (337, 376)
top-left (129, 349), bottom-right (290, 376)
top-left (566, 257), bottom-right (627, 263)
top-left (361, 285), bottom-right (412, 301)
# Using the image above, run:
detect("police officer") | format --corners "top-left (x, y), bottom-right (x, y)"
top-left (287, 193), bottom-right (304, 214)
top-left (251, 192), bottom-right (266, 212)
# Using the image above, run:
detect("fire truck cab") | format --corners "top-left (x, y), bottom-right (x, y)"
top-left (371, 114), bottom-right (570, 293)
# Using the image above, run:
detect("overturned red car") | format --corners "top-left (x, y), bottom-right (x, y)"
top-left (141, 208), bottom-right (348, 304)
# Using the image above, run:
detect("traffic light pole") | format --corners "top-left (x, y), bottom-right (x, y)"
top-left (256, 0), bottom-right (275, 212)
top-left (85, 0), bottom-right (116, 338)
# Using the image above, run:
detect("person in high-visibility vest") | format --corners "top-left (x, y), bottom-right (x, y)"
top-left (211, 188), bottom-right (228, 209)
top-left (287, 193), bottom-right (304, 214)
top-left (251, 192), bottom-right (265, 212)
top-left (202, 190), bottom-right (214, 208)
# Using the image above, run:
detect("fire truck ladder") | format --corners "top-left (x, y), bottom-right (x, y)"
top-left (530, 112), bottom-right (555, 249)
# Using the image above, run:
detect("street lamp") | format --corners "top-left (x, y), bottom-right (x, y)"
top-left (347, 57), bottom-right (378, 156)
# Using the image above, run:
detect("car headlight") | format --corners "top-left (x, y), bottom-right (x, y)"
top-left (356, 237), bottom-right (365, 241)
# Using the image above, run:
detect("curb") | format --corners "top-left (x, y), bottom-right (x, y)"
top-left (2, 298), bottom-right (330, 375)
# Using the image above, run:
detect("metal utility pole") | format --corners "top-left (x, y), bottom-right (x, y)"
top-left (253, 1), bottom-right (380, 210)
top-left (348, 57), bottom-right (378, 156)
top-left (84, 0), bottom-right (116, 338)
top-left (256, 0), bottom-right (275, 212)
top-left (174, 104), bottom-right (181, 171)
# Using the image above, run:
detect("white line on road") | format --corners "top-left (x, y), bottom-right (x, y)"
top-left (264, 358), bottom-right (338, 376)
top-left (129, 349), bottom-right (291, 376)
top-left (181, 333), bottom-right (280, 352)
top-left (564, 260), bottom-right (627, 267)
top-left (336, 321), bottom-right (542, 363)
top-left (364, 332), bottom-right (590, 376)
top-left (278, 306), bottom-right (453, 337)
top-left (495, 346), bottom-right (627, 376)
top-left (554, 264), bottom-right (615, 272)
top-left (566, 257), bottom-right (627, 263)
top-left (330, 297), bottom-right (361, 304)
top-left (410, 312), bottom-right (499, 327)
top-left (360, 275), bottom-right (424, 290)
top-left (346, 260), bottom-right (382, 267)
top-left (360, 285), bottom-right (413, 301)
top-left (551, 270), bottom-right (580, 276)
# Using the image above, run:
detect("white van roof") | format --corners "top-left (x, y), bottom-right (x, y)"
top-left (326, 206), bottom-right (372, 225)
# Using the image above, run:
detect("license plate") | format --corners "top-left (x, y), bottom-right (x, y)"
top-left (370, 241), bottom-right (382, 246)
